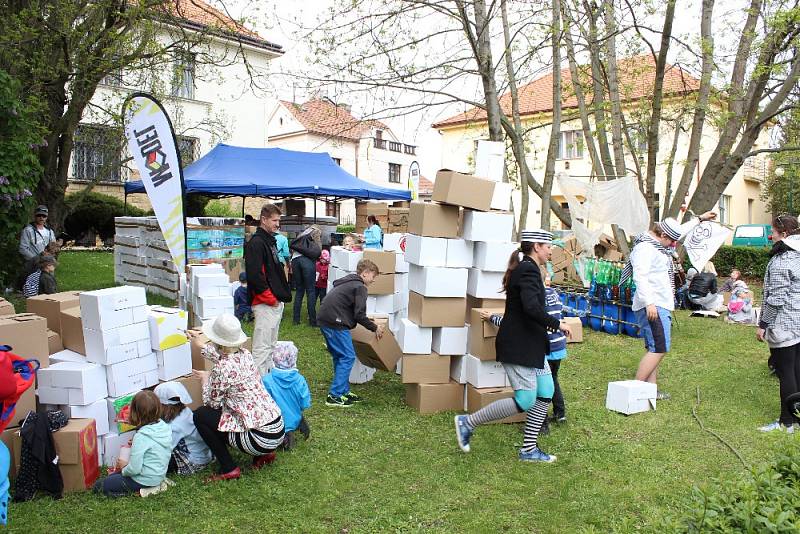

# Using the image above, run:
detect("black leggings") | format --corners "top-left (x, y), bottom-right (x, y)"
top-left (771, 342), bottom-right (800, 425)
top-left (549, 359), bottom-right (565, 418)
top-left (193, 406), bottom-right (237, 473)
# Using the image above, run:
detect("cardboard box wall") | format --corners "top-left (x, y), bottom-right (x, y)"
top-left (432, 170), bottom-right (495, 212)
top-left (60, 307), bottom-right (85, 355)
top-left (401, 353), bottom-right (451, 384)
top-left (465, 296), bottom-right (505, 323)
top-left (48, 329), bottom-right (64, 355)
top-left (363, 250), bottom-right (397, 274)
top-left (405, 380), bottom-right (465, 414)
top-left (407, 202), bottom-right (460, 238)
top-left (466, 385), bottom-right (525, 423)
top-left (0, 313), bottom-right (49, 368)
top-left (52, 418), bottom-right (100, 492)
top-left (26, 291), bottom-right (81, 335)
top-left (0, 297), bottom-right (15, 316)
top-left (408, 292), bottom-right (466, 327)
top-left (351, 317), bottom-right (402, 372)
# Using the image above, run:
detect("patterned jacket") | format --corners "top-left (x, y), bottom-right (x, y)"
top-left (761, 235), bottom-right (800, 343)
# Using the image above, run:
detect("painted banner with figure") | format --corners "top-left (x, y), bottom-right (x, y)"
top-left (122, 93), bottom-right (187, 272)
top-left (683, 221), bottom-right (731, 272)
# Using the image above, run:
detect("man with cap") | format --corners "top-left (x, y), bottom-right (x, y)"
top-left (621, 211), bottom-right (716, 399)
top-left (19, 205), bottom-right (57, 261)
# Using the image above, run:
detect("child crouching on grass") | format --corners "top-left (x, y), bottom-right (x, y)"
top-left (262, 342), bottom-right (311, 449)
top-left (153, 382), bottom-right (213, 475)
top-left (94, 390), bottom-right (172, 498)
top-left (317, 259), bottom-right (384, 407)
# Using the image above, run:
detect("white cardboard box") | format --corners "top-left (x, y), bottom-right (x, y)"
top-left (464, 354), bottom-right (507, 388)
top-left (474, 140), bottom-right (505, 182)
top-left (367, 293), bottom-right (403, 315)
top-left (330, 246), bottom-right (363, 271)
top-left (408, 265), bottom-right (468, 298)
top-left (450, 355), bottom-right (467, 384)
top-left (106, 352), bottom-right (159, 397)
top-left (37, 361), bottom-right (108, 405)
top-left (394, 252), bottom-right (410, 273)
top-left (60, 398), bottom-right (110, 436)
top-left (195, 295), bottom-right (234, 318)
top-left (473, 242), bottom-right (519, 272)
top-left (79, 286), bottom-right (147, 331)
top-left (83, 322), bottom-right (151, 365)
top-left (432, 325), bottom-right (469, 355)
top-left (49, 349), bottom-right (86, 365)
top-left (404, 234), bottom-right (447, 267)
top-left (490, 182), bottom-right (513, 211)
top-left (461, 210), bottom-right (514, 243)
top-left (148, 306), bottom-right (189, 351)
top-left (192, 273), bottom-right (231, 297)
top-left (467, 268), bottom-right (506, 299)
top-left (383, 233), bottom-right (405, 252)
top-left (101, 430), bottom-right (136, 467)
top-left (396, 318), bottom-right (433, 354)
top-left (606, 380), bottom-right (657, 415)
top-left (445, 239), bottom-right (474, 268)
top-left (349, 359), bottom-right (376, 384)
top-left (156, 342), bottom-right (192, 381)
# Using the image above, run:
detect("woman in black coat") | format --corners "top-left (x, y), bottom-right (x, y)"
top-left (454, 229), bottom-right (572, 463)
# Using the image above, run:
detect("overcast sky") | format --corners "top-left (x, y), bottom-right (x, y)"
top-left (219, 0), bottom-right (744, 179)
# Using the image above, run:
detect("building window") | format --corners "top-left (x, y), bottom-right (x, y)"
top-left (325, 201), bottom-right (337, 217)
top-left (72, 125), bottom-right (122, 183)
top-left (388, 163), bottom-right (401, 183)
top-left (332, 157), bottom-right (341, 166)
top-left (172, 52), bottom-right (195, 99)
top-left (557, 130), bottom-right (583, 160)
top-left (719, 194), bottom-right (731, 225)
top-left (176, 136), bottom-right (198, 166)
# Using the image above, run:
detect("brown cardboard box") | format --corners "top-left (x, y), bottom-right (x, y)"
top-left (388, 207), bottom-right (409, 226)
top-left (174, 374), bottom-right (204, 410)
top-left (26, 291), bottom-right (82, 335)
top-left (603, 249), bottom-right (625, 262)
top-left (466, 385), bottom-right (526, 423)
top-left (468, 308), bottom-right (503, 360)
top-left (48, 329), bottom-right (63, 355)
top-left (351, 317), bottom-right (402, 371)
top-left (408, 292), bottom-right (466, 327)
top-left (551, 272), bottom-right (566, 285)
top-left (363, 250), bottom-right (396, 274)
top-left (405, 380), bottom-right (465, 414)
top-left (465, 296), bottom-right (505, 323)
top-left (407, 202), bottom-right (460, 238)
top-left (60, 307), bottom-right (85, 356)
top-left (356, 202), bottom-right (389, 216)
top-left (432, 170), bottom-right (496, 212)
top-left (367, 273), bottom-right (394, 295)
top-left (1, 427), bottom-right (22, 480)
top-left (563, 316), bottom-right (583, 343)
top-left (0, 297), bottom-right (15, 316)
top-left (8, 387), bottom-right (36, 428)
top-left (0, 313), bottom-right (49, 368)
top-left (52, 418), bottom-right (100, 492)
top-left (401, 353), bottom-right (451, 384)
top-left (188, 329), bottom-right (252, 371)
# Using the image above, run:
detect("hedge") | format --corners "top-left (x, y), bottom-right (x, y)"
top-left (64, 191), bottom-right (149, 243)
top-left (710, 245), bottom-right (772, 279)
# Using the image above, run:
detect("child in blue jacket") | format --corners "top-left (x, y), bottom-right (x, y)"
top-left (262, 341), bottom-right (311, 450)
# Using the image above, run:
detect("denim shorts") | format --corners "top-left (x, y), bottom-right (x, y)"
top-left (634, 306), bottom-right (672, 353)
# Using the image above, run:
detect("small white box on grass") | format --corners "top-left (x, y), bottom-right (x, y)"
top-left (404, 234), bottom-right (447, 267)
top-left (83, 323), bottom-right (151, 365)
top-left (445, 239), bottom-right (474, 268)
top-left (106, 352), bottom-right (159, 397)
top-left (148, 306), bottom-right (189, 351)
top-left (396, 318), bottom-right (433, 354)
top-left (60, 398), bottom-right (110, 436)
top-left (461, 210), bottom-right (514, 243)
top-left (605, 380), bottom-right (657, 415)
top-left (156, 342), bottom-right (192, 381)
top-left (450, 355), bottom-right (467, 384)
top-left (37, 361), bottom-right (108, 405)
top-left (79, 286), bottom-right (147, 332)
top-left (473, 242), bottom-right (519, 272)
top-left (467, 268), bottom-right (506, 299)
top-left (464, 354), bottom-right (507, 388)
top-left (432, 325), bottom-right (469, 355)
top-left (408, 265), bottom-right (468, 298)
top-left (330, 246), bottom-right (363, 271)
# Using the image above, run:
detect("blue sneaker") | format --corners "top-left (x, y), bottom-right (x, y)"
top-left (519, 447), bottom-right (557, 463)
top-left (454, 415), bottom-right (473, 453)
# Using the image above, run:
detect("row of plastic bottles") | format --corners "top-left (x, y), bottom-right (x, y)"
top-left (584, 258), bottom-right (636, 304)
top-left (560, 292), bottom-right (641, 338)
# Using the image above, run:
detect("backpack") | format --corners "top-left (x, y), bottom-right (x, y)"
top-left (0, 345), bottom-right (38, 433)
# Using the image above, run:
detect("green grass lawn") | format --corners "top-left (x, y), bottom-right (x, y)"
top-left (5, 252), bottom-right (795, 533)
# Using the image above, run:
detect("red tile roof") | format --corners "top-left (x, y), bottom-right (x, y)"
top-left (418, 175), bottom-right (434, 195)
top-left (279, 98), bottom-right (389, 141)
top-left (168, 0), bottom-right (282, 53)
top-left (433, 55), bottom-right (699, 129)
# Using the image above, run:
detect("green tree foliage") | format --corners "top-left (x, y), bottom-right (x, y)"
top-left (0, 69), bottom-right (47, 286)
top-left (762, 107), bottom-right (800, 216)
top-left (63, 192), bottom-right (148, 243)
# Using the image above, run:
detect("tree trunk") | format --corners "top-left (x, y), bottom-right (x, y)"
top-left (541, 0), bottom-right (562, 230)
top-left (585, 1), bottom-right (616, 179)
top-left (663, 118), bottom-right (683, 217)
top-left (665, 0), bottom-right (714, 217)
top-left (471, 0), bottom-right (504, 142)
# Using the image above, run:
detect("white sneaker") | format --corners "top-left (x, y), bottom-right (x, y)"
top-left (758, 421), bottom-right (794, 433)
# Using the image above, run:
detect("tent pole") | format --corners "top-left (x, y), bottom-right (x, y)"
top-left (314, 193), bottom-right (318, 223)
top-left (124, 192), bottom-right (128, 215)
top-left (241, 196), bottom-right (246, 217)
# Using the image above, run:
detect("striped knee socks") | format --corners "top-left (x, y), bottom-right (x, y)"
top-left (466, 398), bottom-right (522, 429)
top-left (520, 399), bottom-right (551, 452)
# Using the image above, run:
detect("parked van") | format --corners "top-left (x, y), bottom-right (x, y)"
top-left (732, 224), bottom-right (773, 247)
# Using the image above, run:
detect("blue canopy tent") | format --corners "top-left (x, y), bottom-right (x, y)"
top-left (124, 144), bottom-right (411, 218)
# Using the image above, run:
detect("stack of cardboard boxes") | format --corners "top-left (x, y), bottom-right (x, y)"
top-left (185, 263), bottom-right (234, 327)
top-left (114, 216), bottom-right (180, 299)
top-left (354, 201), bottom-right (411, 234)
